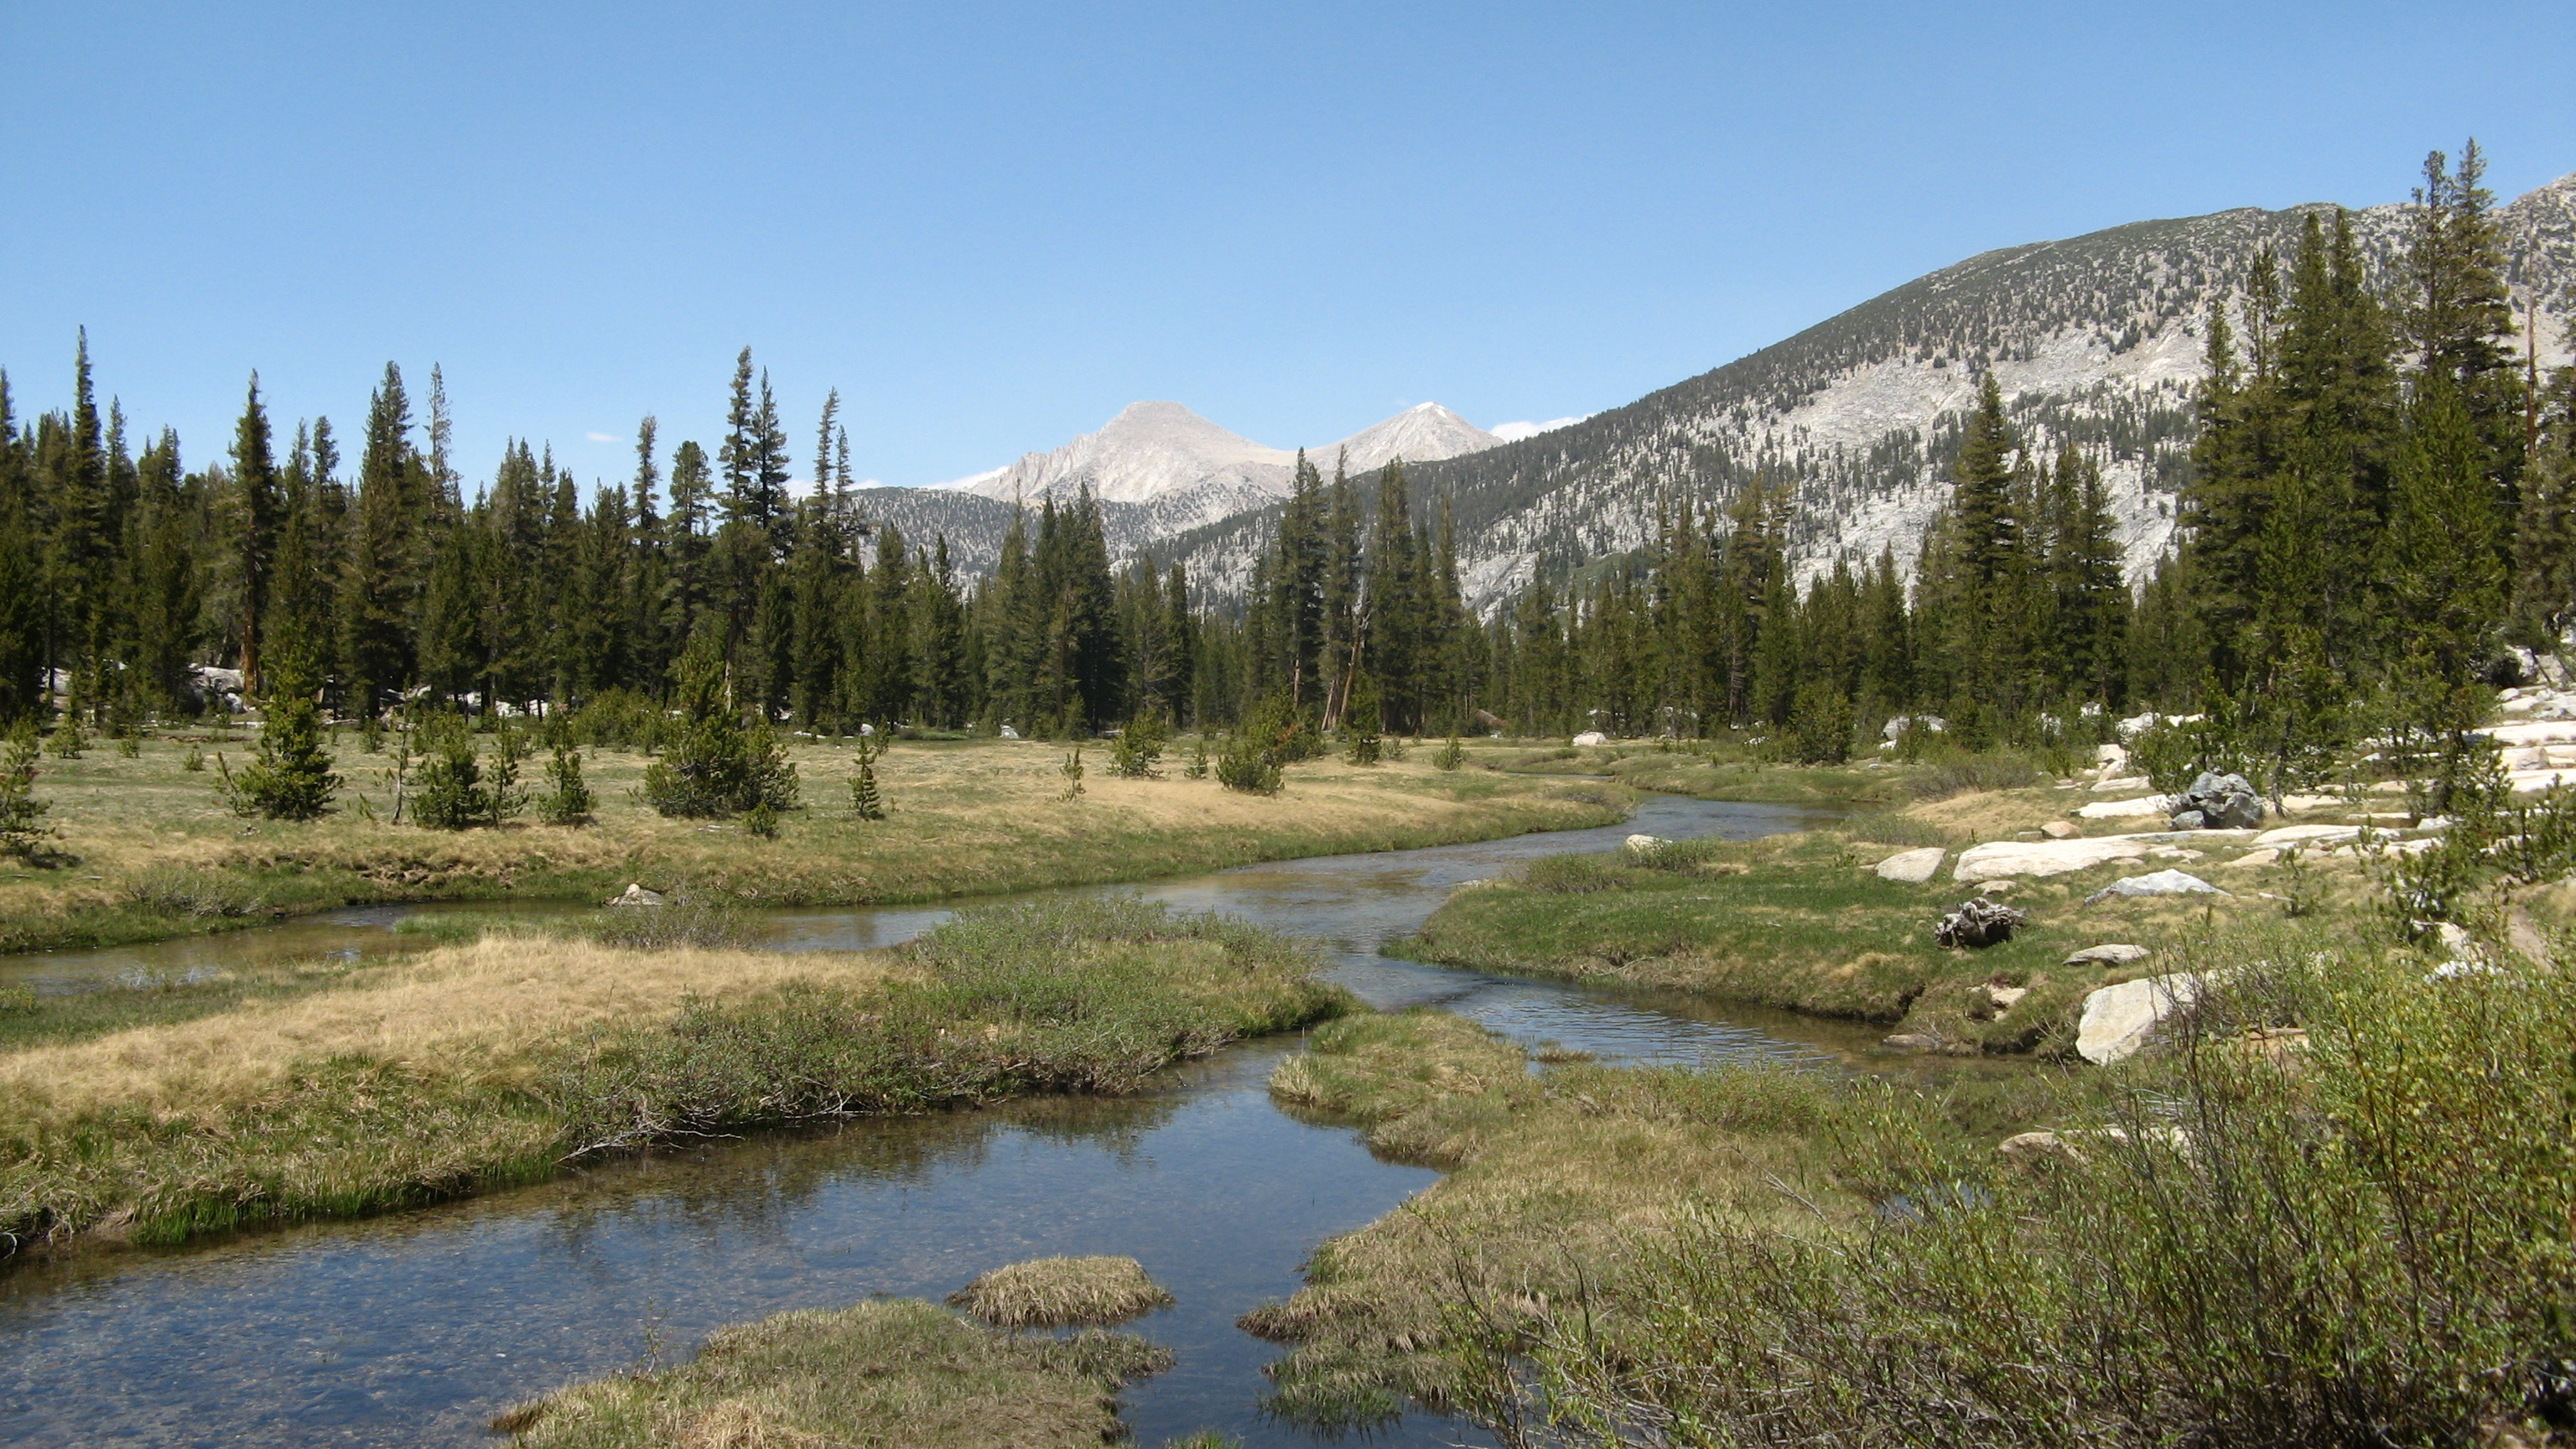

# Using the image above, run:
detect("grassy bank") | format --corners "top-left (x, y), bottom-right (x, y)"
top-left (1401, 776), bottom-right (2398, 1054)
top-left (0, 899), bottom-right (1347, 1255)
top-left (0, 734), bottom-right (1631, 953)
top-left (1244, 1010), bottom-right (2057, 1431)
top-left (1483, 737), bottom-right (2036, 808)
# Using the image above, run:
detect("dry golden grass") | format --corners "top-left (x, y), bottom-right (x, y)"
top-left (0, 734), bottom-right (1626, 952)
top-left (0, 934), bottom-right (896, 1130)
top-left (946, 1254), bottom-right (1176, 1328)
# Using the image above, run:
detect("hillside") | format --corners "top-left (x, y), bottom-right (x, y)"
top-left (1165, 171), bottom-right (2576, 609)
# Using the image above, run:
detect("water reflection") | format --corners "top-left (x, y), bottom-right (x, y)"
top-left (0, 793), bottom-right (1858, 1447)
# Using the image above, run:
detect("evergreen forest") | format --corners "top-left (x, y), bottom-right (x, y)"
top-left (0, 147), bottom-right (2568, 780)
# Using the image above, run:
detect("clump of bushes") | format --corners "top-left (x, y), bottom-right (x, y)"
top-left (1483, 937), bottom-right (2576, 1449)
top-left (1109, 713), bottom-right (1166, 779)
top-left (640, 638), bottom-right (797, 819)
top-left (408, 713), bottom-right (529, 829)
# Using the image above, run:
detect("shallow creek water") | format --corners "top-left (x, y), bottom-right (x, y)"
top-left (0, 795), bottom-right (1889, 1447)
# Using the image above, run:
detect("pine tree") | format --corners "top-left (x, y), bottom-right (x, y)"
top-left (539, 740), bottom-right (595, 825)
top-left (230, 375), bottom-right (281, 693)
top-left (0, 718), bottom-right (50, 855)
top-left (222, 661), bottom-right (339, 820)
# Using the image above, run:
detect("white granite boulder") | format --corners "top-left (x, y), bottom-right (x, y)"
top-left (2076, 972), bottom-right (2206, 1064)
top-left (1953, 836), bottom-right (2151, 883)
top-left (2085, 870), bottom-right (2227, 904)
top-left (2076, 794), bottom-right (2175, 820)
top-left (1874, 846), bottom-right (1945, 883)
top-left (2064, 943), bottom-right (2152, 967)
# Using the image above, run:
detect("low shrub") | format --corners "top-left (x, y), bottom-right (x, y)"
top-left (1906, 749), bottom-right (2044, 800)
top-left (1504, 939), bottom-right (2576, 1449)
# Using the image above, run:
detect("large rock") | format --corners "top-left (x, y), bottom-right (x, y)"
top-left (1954, 836), bottom-right (2151, 882)
top-left (2076, 972), bottom-right (2207, 1064)
top-left (2171, 771), bottom-right (2264, 830)
top-left (2085, 870), bottom-right (2227, 904)
top-left (1571, 730), bottom-right (1609, 746)
top-left (1874, 846), bottom-right (1945, 883)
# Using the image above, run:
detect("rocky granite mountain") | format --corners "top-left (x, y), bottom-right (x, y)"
top-left (865, 170), bottom-right (2576, 611)
top-left (863, 400), bottom-right (1500, 575)
top-left (1160, 169), bottom-right (2576, 610)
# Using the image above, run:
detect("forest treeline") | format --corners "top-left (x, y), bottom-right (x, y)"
top-left (0, 146), bottom-right (2568, 764)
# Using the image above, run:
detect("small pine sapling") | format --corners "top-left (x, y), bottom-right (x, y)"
top-left (745, 800), bottom-right (781, 839)
top-left (221, 667), bottom-right (340, 821)
top-left (1060, 743), bottom-right (1086, 800)
top-left (487, 720), bottom-right (533, 823)
top-left (539, 742), bottom-right (595, 826)
top-left (1436, 735), bottom-right (1465, 771)
top-left (49, 714), bottom-right (84, 759)
top-left (1343, 672), bottom-right (1383, 766)
top-left (1109, 713), bottom-right (1167, 778)
top-left (408, 713), bottom-right (487, 830)
top-left (849, 734), bottom-right (886, 820)
top-left (182, 741), bottom-right (206, 772)
top-left (1183, 733), bottom-right (1210, 780)
top-left (0, 720), bottom-right (53, 857)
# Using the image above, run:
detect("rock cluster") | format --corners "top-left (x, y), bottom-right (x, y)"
top-left (1935, 896), bottom-right (2026, 948)
top-left (2169, 771), bottom-right (2263, 830)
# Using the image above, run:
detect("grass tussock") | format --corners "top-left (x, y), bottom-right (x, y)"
top-left (947, 1254), bottom-right (1174, 1328)
top-left (495, 1296), bottom-right (1171, 1449)
top-left (0, 735), bottom-right (1627, 954)
top-left (0, 900), bottom-right (1345, 1254)
top-left (1503, 932), bottom-right (2576, 1449)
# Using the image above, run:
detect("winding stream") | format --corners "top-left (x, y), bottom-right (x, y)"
top-left (0, 794), bottom-right (1879, 1446)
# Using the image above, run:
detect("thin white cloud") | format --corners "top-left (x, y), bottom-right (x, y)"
top-left (1491, 415), bottom-right (1588, 442)
top-left (584, 431), bottom-right (622, 444)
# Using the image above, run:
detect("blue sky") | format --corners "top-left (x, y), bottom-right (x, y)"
top-left (4, 2), bottom-right (2572, 491)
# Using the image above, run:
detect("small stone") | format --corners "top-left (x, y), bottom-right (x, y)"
top-left (1883, 1032), bottom-right (1945, 1053)
top-left (1571, 730), bottom-right (1608, 747)
top-left (2043, 820), bottom-right (2080, 839)
top-left (2168, 809), bottom-right (2210, 830)
top-left (1623, 834), bottom-right (1668, 854)
top-left (1873, 846), bottom-right (1945, 883)
top-left (2064, 943), bottom-right (2151, 967)
top-left (1987, 983), bottom-right (2030, 1011)
top-left (605, 883), bottom-right (667, 908)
